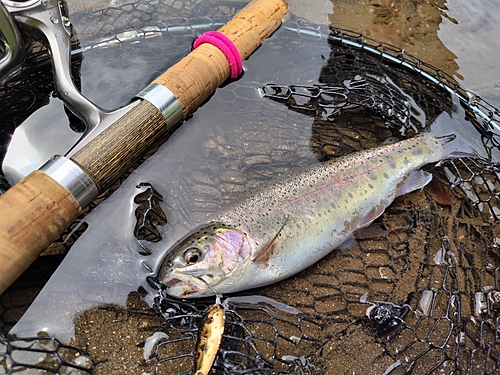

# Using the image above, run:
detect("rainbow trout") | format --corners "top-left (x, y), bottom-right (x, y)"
top-left (159, 132), bottom-right (457, 298)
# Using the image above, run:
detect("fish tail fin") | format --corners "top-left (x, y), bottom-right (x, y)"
top-left (427, 93), bottom-right (479, 160)
top-left (434, 133), bottom-right (477, 159)
top-left (434, 133), bottom-right (456, 144)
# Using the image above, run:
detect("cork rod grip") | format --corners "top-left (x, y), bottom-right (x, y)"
top-left (153, 0), bottom-right (288, 117)
top-left (0, 171), bottom-right (81, 294)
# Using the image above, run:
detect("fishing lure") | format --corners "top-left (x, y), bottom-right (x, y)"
top-left (194, 290), bottom-right (225, 375)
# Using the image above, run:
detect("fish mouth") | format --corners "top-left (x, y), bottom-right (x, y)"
top-left (164, 277), bottom-right (182, 288)
top-left (162, 274), bottom-right (213, 298)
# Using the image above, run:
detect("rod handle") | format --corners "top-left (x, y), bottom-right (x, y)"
top-left (0, 171), bottom-right (81, 294)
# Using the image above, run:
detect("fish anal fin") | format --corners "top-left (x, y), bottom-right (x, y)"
top-left (337, 235), bottom-right (358, 251)
top-left (396, 170), bottom-right (432, 197)
top-left (339, 219), bottom-right (387, 252)
top-left (355, 204), bottom-right (386, 230)
top-left (353, 223), bottom-right (386, 240)
top-left (252, 217), bottom-right (288, 265)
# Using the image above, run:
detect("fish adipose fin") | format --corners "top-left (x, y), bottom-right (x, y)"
top-left (252, 217), bottom-right (288, 265)
top-left (395, 170), bottom-right (432, 197)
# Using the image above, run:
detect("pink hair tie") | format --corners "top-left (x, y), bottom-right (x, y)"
top-left (193, 31), bottom-right (243, 79)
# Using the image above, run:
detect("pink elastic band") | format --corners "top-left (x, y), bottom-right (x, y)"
top-left (193, 31), bottom-right (243, 79)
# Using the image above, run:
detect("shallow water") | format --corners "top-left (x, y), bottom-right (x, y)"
top-left (299, 0), bottom-right (500, 108)
top-left (3, 1), bottom-right (500, 374)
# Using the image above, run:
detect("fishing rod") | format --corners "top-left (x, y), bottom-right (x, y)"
top-left (0, 0), bottom-right (289, 294)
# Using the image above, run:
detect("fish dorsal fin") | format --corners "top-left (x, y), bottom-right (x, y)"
top-left (252, 217), bottom-right (288, 265)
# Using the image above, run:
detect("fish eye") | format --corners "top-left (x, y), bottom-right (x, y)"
top-left (183, 247), bottom-right (202, 265)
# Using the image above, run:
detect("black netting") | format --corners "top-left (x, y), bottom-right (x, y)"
top-left (1, 1), bottom-right (500, 375)
top-left (0, 332), bottom-right (93, 374)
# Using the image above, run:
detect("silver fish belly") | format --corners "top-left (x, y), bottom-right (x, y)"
top-left (159, 133), bottom-right (453, 298)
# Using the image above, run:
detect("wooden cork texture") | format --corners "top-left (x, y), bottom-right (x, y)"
top-left (0, 170), bottom-right (81, 294)
top-left (153, 0), bottom-right (288, 117)
top-left (71, 100), bottom-right (168, 192)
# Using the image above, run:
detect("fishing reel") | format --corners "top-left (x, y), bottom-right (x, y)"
top-left (0, 0), bottom-right (72, 86)
top-left (0, 1), bottom-right (90, 182)
top-left (0, 0), bottom-right (139, 186)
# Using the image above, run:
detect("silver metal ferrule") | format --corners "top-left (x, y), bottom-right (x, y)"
top-left (39, 155), bottom-right (99, 209)
top-left (136, 83), bottom-right (183, 125)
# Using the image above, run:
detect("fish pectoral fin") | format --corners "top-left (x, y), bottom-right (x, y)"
top-left (396, 170), bottom-right (432, 197)
top-left (252, 217), bottom-right (288, 265)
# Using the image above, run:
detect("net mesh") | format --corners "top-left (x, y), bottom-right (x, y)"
top-left (1, 1), bottom-right (500, 374)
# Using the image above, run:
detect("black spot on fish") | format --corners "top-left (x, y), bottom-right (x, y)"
top-left (348, 192), bottom-right (353, 199)
top-left (368, 183), bottom-right (374, 189)
top-left (383, 173), bottom-right (389, 179)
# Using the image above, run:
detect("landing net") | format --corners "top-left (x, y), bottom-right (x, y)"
top-left (1, 1), bottom-right (500, 374)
